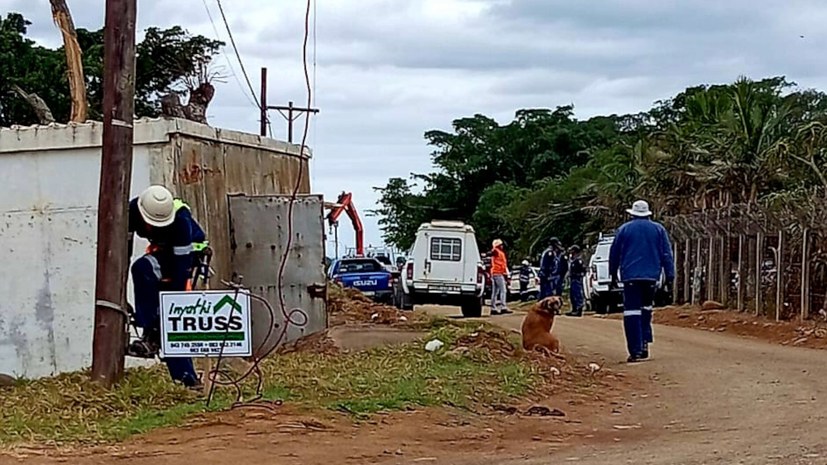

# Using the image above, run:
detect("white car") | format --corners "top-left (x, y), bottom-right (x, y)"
top-left (584, 233), bottom-right (672, 313)
top-left (508, 267), bottom-right (540, 302)
top-left (397, 221), bottom-right (485, 317)
top-left (584, 235), bottom-right (621, 314)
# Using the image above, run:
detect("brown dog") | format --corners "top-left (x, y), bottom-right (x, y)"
top-left (521, 296), bottom-right (562, 356)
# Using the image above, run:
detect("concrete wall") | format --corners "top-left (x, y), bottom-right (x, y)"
top-left (0, 118), bottom-right (312, 379)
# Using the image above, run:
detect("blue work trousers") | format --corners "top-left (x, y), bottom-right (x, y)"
top-left (569, 277), bottom-right (585, 311)
top-left (551, 275), bottom-right (565, 296)
top-left (622, 280), bottom-right (656, 357)
top-left (131, 253), bottom-right (199, 387)
top-left (539, 277), bottom-right (553, 299)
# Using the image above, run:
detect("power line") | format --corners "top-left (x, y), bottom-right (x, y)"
top-left (311, 0), bottom-right (318, 185)
top-left (215, 0), bottom-right (261, 109)
top-left (200, 0), bottom-right (258, 109)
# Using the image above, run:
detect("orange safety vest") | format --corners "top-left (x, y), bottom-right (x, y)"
top-left (491, 247), bottom-right (508, 276)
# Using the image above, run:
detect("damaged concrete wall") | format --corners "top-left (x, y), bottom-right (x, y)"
top-left (0, 118), bottom-right (312, 379)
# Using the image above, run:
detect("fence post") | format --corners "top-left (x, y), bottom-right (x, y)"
top-left (693, 238), bottom-right (702, 306)
top-left (737, 234), bottom-right (744, 311)
top-left (755, 232), bottom-right (763, 316)
top-left (673, 241), bottom-right (679, 304)
top-left (683, 239), bottom-right (691, 304)
top-left (801, 228), bottom-right (809, 323)
top-left (776, 229), bottom-right (784, 322)
top-left (719, 235), bottom-right (727, 306)
top-left (707, 236), bottom-right (715, 302)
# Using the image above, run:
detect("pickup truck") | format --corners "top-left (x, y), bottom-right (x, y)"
top-left (328, 257), bottom-right (395, 303)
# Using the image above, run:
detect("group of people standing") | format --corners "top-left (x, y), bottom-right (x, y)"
top-left (537, 238), bottom-right (587, 317)
top-left (488, 237), bottom-right (588, 317)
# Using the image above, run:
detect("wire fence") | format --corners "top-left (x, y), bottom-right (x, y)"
top-left (662, 193), bottom-right (827, 322)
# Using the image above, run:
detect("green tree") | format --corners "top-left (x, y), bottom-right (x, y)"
top-left (375, 76), bottom-right (827, 258)
top-left (0, 13), bottom-right (224, 126)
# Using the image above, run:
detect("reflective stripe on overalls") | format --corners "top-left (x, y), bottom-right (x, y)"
top-left (144, 199), bottom-right (208, 291)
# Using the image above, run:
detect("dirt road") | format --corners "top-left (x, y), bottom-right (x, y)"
top-left (9, 307), bottom-right (826, 465)
top-left (423, 306), bottom-right (827, 465)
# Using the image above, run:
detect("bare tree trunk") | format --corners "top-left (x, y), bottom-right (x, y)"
top-left (50, 0), bottom-right (88, 122)
top-left (11, 85), bottom-right (56, 124)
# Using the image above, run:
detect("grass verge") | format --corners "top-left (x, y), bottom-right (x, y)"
top-left (0, 320), bottom-right (542, 447)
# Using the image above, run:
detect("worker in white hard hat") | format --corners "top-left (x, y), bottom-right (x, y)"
top-left (126, 185), bottom-right (208, 389)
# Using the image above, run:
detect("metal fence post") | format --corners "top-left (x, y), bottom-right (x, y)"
top-left (755, 232), bottom-right (763, 316)
top-left (683, 239), bottom-right (691, 304)
top-left (737, 234), bottom-right (744, 311)
top-left (776, 229), bottom-right (784, 322)
top-left (801, 228), bottom-right (809, 323)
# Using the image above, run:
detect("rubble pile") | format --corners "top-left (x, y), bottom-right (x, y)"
top-left (327, 284), bottom-right (410, 326)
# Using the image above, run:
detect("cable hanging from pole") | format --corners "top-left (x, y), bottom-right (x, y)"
top-left (215, 0), bottom-right (261, 109)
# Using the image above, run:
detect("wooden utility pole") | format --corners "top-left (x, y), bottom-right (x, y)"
top-left (259, 67), bottom-right (268, 137)
top-left (91, 0), bottom-right (137, 387)
top-left (259, 67), bottom-right (319, 142)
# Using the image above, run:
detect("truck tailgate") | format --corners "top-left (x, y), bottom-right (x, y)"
top-left (338, 273), bottom-right (392, 294)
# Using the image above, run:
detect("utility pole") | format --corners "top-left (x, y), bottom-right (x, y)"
top-left (259, 67), bottom-right (319, 142)
top-left (271, 101), bottom-right (319, 143)
top-left (259, 67), bottom-right (267, 137)
top-left (91, 0), bottom-right (137, 387)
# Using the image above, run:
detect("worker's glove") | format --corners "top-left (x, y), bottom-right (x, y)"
top-left (663, 279), bottom-right (674, 294)
top-left (610, 276), bottom-right (619, 290)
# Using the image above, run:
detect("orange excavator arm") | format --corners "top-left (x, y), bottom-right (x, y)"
top-left (325, 192), bottom-right (364, 256)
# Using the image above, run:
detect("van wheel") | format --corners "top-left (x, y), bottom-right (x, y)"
top-left (461, 297), bottom-right (483, 318)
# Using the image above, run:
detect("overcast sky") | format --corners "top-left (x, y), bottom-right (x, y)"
top-left (6, 0), bottom-right (827, 256)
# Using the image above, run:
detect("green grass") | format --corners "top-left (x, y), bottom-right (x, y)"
top-left (0, 320), bottom-right (541, 447)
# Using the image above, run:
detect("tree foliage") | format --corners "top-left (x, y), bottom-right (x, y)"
top-left (374, 76), bottom-right (827, 258)
top-left (0, 12), bottom-right (224, 126)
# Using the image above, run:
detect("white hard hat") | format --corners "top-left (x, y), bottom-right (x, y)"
top-left (492, 239), bottom-right (503, 248)
top-left (137, 185), bottom-right (175, 227)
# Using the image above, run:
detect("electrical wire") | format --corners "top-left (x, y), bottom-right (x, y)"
top-left (215, 0), bottom-right (261, 109)
top-left (204, 0), bottom-right (315, 409)
top-left (310, 0), bottom-right (318, 186)
top-left (200, 0), bottom-right (258, 109)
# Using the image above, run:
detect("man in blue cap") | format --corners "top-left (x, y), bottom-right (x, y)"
top-left (609, 200), bottom-right (675, 363)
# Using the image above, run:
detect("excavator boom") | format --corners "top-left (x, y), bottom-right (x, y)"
top-left (325, 192), bottom-right (364, 256)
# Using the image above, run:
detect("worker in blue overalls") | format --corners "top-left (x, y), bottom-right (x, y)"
top-left (566, 245), bottom-right (586, 317)
top-left (538, 238), bottom-right (560, 299)
top-left (551, 241), bottom-right (568, 297)
top-left (126, 185), bottom-right (208, 389)
top-left (609, 200), bottom-right (675, 363)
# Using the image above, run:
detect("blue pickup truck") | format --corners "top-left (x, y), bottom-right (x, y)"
top-left (328, 257), bottom-right (396, 303)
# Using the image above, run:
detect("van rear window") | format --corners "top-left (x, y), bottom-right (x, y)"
top-left (430, 237), bottom-right (462, 261)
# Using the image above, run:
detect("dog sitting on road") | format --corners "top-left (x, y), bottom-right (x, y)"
top-left (521, 296), bottom-right (562, 356)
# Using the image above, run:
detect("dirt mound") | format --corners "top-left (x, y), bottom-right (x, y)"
top-left (654, 305), bottom-right (827, 350)
top-left (701, 300), bottom-right (725, 311)
top-left (451, 329), bottom-right (519, 361)
top-left (327, 284), bottom-right (412, 326)
top-left (276, 330), bottom-right (339, 355)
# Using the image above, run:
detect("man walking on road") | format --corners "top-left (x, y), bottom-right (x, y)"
top-left (609, 200), bottom-right (675, 363)
top-left (490, 239), bottom-right (512, 315)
